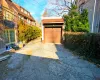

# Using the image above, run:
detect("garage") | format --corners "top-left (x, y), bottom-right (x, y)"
top-left (42, 17), bottom-right (64, 44)
top-left (44, 27), bottom-right (61, 43)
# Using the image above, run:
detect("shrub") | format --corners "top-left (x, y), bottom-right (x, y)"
top-left (63, 5), bottom-right (89, 32)
top-left (64, 33), bottom-right (100, 65)
top-left (25, 26), bottom-right (41, 42)
top-left (18, 20), bottom-right (41, 42)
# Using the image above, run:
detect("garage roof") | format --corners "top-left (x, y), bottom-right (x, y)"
top-left (42, 17), bottom-right (64, 24)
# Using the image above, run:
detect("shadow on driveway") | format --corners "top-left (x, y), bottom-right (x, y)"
top-left (0, 41), bottom-right (100, 80)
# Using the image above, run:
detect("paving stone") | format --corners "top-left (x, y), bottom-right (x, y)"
top-left (92, 68), bottom-right (100, 79)
top-left (49, 61), bottom-right (67, 76)
top-left (81, 68), bottom-right (93, 77)
top-left (7, 54), bottom-right (24, 69)
top-left (79, 75), bottom-right (95, 80)
top-left (1, 40), bottom-right (99, 80)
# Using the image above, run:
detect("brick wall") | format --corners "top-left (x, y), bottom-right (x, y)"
top-left (0, 0), bottom-right (2, 4)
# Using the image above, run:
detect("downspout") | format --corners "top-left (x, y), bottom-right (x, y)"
top-left (41, 17), bottom-right (44, 42)
top-left (42, 23), bottom-right (44, 41)
top-left (15, 23), bottom-right (18, 43)
top-left (91, 0), bottom-right (96, 33)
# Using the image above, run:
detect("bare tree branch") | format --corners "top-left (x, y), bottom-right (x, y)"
top-left (44, 0), bottom-right (74, 16)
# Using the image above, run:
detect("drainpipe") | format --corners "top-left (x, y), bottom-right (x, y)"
top-left (41, 17), bottom-right (44, 42)
top-left (42, 24), bottom-right (44, 41)
top-left (91, 0), bottom-right (96, 33)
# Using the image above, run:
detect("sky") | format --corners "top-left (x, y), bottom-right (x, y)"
top-left (12, 0), bottom-right (72, 22)
top-left (12, 0), bottom-right (48, 21)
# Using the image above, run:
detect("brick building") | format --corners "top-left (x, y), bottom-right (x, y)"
top-left (0, 0), bottom-right (36, 50)
top-left (77, 0), bottom-right (100, 33)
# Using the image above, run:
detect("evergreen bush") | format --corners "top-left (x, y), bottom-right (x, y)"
top-left (63, 4), bottom-right (89, 32)
top-left (64, 33), bottom-right (100, 65)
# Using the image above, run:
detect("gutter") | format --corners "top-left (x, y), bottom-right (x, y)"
top-left (91, 0), bottom-right (96, 33)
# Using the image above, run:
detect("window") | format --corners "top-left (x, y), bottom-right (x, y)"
top-left (0, 4), bottom-right (2, 12)
top-left (10, 30), bottom-right (15, 42)
top-left (32, 22), bottom-right (36, 26)
top-left (5, 11), bottom-right (9, 20)
top-left (27, 19), bottom-right (30, 24)
top-left (28, 20), bottom-right (30, 24)
top-left (19, 15), bottom-right (21, 19)
top-left (27, 13), bottom-right (30, 16)
top-left (4, 11), bottom-right (14, 20)
top-left (21, 17), bottom-right (24, 20)
top-left (24, 10), bottom-right (27, 14)
top-left (3, 30), bottom-right (9, 43)
top-left (19, 15), bottom-right (24, 20)
top-left (21, 8), bottom-right (28, 15)
top-left (3, 29), bottom-right (15, 43)
top-left (11, 14), bottom-right (14, 20)
top-left (21, 8), bottom-right (24, 12)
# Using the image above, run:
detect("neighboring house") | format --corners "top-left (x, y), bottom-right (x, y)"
top-left (77, 0), bottom-right (100, 33)
top-left (0, 0), bottom-right (36, 50)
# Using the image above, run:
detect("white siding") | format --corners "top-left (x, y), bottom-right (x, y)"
top-left (79, 0), bottom-right (100, 33)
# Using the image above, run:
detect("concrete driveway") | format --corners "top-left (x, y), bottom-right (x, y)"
top-left (0, 39), bottom-right (100, 80)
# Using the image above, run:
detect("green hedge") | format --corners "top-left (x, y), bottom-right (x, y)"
top-left (18, 20), bottom-right (41, 42)
top-left (64, 33), bottom-right (100, 65)
top-left (25, 26), bottom-right (41, 42)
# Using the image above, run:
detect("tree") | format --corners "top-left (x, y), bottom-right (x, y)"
top-left (78, 9), bottom-right (89, 32)
top-left (63, 4), bottom-right (89, 32)
top-left (45, 0), bottom-right (75, 16)
top-left (18, 20), bottom-right (27, 42)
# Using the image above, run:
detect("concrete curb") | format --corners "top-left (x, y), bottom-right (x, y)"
top-left (0, 55), bottom-right (11, 61)
top-left (0, 48), bottom-right (6, 55)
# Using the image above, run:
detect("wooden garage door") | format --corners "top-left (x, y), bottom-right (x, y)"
top-left (44, 28), bottom-right (61, 43)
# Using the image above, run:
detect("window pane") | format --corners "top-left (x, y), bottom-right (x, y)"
top-left (3, 30), bottom-right (9, 43)
top-left (9, 30), bottom-right (15, 43)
